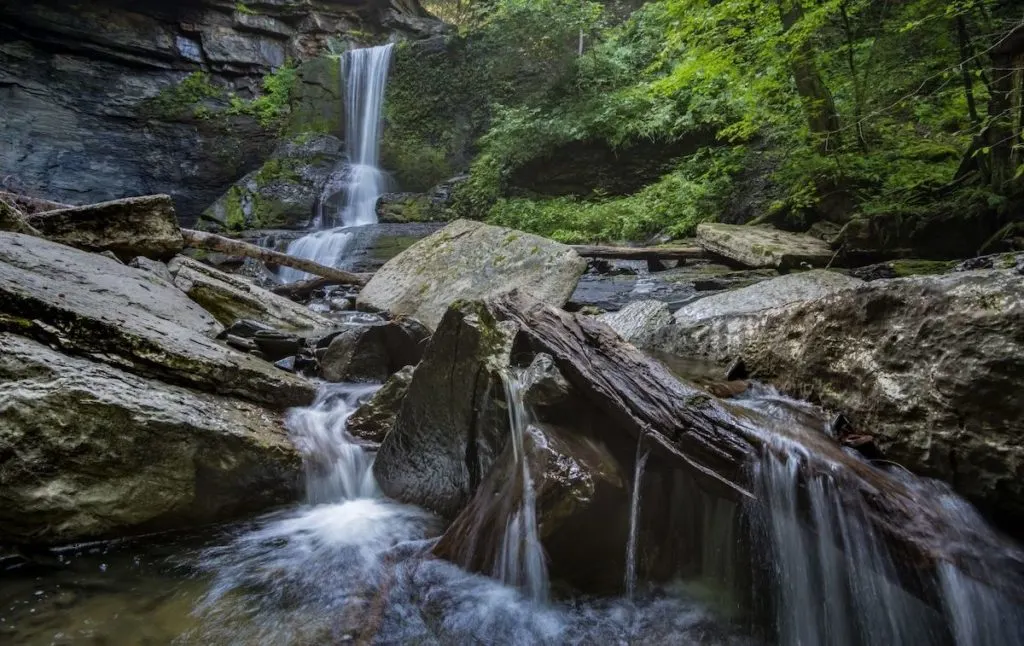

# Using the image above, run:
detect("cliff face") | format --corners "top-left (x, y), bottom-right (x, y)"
top-left (0, 0), bottom-right (437, 221)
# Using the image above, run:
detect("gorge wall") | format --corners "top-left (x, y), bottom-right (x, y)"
top-left (0, 0), bottom-right (437, 222)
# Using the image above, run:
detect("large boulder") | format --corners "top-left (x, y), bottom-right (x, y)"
top-left (357, 219), bottom-right (587, 330)
top-left (24, 194), bottom-right (184, 260)
top-left (433, 421), bottom-right (629, 594)
top-left (651, 269), bottom-right (1024, 530)
top-left (372, 301), bottom-right (517, 518)
top-left (169, 256), bottom-right (333, 331)
top-left (0, 333), bottom-right (301, 545)
top-left (320, 316), bottom-right (429, 382)
top-left (0, 232), bottom-right (315, 409)
top-left (598, 300), bottom-right (673, 347)
top-left (696, 223), bottom-right (834, 270)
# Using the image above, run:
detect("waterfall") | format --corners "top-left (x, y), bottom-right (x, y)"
top-left (494, 368), bottom-right (549, 603)
top-left (624, 439), bottom-right (649, 600)
top-left (279, 43), bottom-right (394, 283)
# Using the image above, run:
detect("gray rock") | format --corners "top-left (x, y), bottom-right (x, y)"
top-left (0, 333), bottom-right (300, 545)
top-left (346, 365), bottom-right (416, 445)
top-left (129, 256), bottom-right (176, 286)
top-left (25, 195), bottom-right (183, 260)
top-left (433, 422), bottom-right (627, 593)
top-left (358, 220), bottom-right (587, 330)
top-left (522, 353), bottom-right (574, 418)
top-left (598, 300), bottom-right (672, 346)
top-left (0, 232), bottom-right (314, 409)
top-left (373, 301), bottom-right (518, 518)
top-left (653, 269), bottom-right (1024, 528)
top-left (321, 327), bottom-right (391, 383)
top-left (169, 256), bottom-right (333, 331)
top-left (696, 222), bottom-right (835, 270)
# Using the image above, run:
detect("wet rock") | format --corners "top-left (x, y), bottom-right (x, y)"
top-left (24, 195), bottom-right (183, 260)
top-left (0, 333), bottom-right (301, 545)
top-left (321, 327), bottom-right (390, 383)
top-left (225, 334), bottom-right (258, 353)
top-left (0, 232), bottom-right (314, 409)
top-left (598, 300), bottom-right (672, 347)
top-left (653, 268), bottom-right (1024, 530)
top-left (218, 319), bottom-right (277, 340)
top-left (252, 330), bottom-right (301, 362)
top-left (522, 353), bottom-right (574, 416)
top-left (274, 356), bottom-right (297, 373)
top-left (373, 301), bottom-right (518, 518)
top-left (375, 192), bottom-right (451, 223)
top-left (347, 366), bottom-right (416, 445)
top-left (433, 422), bottom-right (628, 593)
top-left (357, 219), bottom-right (587, 330)
top-left (169, 256), bottom-right (332, 331)
top-left (696, 223), bottom-right (834, 270)
top-left (850, 262), bottom-right (899, 281)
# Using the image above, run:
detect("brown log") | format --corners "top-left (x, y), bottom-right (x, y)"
top-left (570, 244), bottom-right (704, 262)
top-left (490, 290), bottom-right (1024, 604)
top-left (181, 229), bottom-right (368, 286)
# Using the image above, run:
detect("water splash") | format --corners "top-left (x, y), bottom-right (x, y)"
top-left (280, 44), bottom-right (395, 282)
top-left (494, 368), bottom-right (549, 603)
top-left (624, 438), bottom-right (650, 600)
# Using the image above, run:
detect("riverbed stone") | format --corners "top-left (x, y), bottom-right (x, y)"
top-left (598, 300), bottom-right (673, 347)
top-left (373, 300), bottom-right (517, 518)
top-left (696, 222), bottom-right (834, 270)
top-left (0, 333), bottom-right (301, 545)
top-left (25, 194), bottom-right (184, 260)
top-left (651, 269), bottom-right (1024, 530)
top-left (357, 219), bottom-right (587, 330)
top-left (347, 365), bottom-right (416, 445)
top-left (0, 232), bottom-right (315, 409)
top-left (169, 256), bottom-right (333, 331)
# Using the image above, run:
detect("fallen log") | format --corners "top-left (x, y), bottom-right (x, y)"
top-left (490, 290), bottom-right (1024, 605)
top-left (182, 229), bottom-right (368, 286)
top-left (571, 244), bottom-right (705, 262)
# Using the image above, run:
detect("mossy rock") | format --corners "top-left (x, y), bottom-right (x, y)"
top-left (285, 56), bottom-right (343, 138)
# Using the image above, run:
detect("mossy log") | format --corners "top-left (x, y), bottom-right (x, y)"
top-left (490, 290), bottom-right (1024, 606)
top-left (570, 244), bottom-right (704, 262)
top-left (181, 229), bottom-right (368, 286)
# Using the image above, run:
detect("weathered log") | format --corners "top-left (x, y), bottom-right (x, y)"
top-left (271, 276), bottom-right (364, 300)
top-left (182, 229), bottom-right (368, 286)
top-left (571, 244), bottom-right (704, 262)
top-left (490, 290), bottom-right (1024, 604)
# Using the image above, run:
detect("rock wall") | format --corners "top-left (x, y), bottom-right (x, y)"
top-left (0, 0), bottom-right (437, 223)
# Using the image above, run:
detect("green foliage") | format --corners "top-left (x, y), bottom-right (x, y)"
top-left (235, 2), bottom-right (256, 15)
top-left (487, 146), bottom-right (745, 242)
top-left (227, 64), bottom-right (298, 129)
top-left (143, 72), bottom-right (220, 120)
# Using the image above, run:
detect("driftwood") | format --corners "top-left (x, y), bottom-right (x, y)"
top-left (490, 290), bottom-right (1024, 605)
top-left (571, 244), bottom-right (704, 262)
top-left (182, 229), bottom-right (368, 286)
top-left (270, 276), bottom-right (364, 300)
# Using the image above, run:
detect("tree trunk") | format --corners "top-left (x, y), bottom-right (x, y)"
top-left (490, 291), bottom-right (1024, 605)
top-left (987, 23), bottom-right (1024, 195)
top-left (181, 229), bottom-right (369, 286)
top-left (779, 1), bottom-right (842, 153)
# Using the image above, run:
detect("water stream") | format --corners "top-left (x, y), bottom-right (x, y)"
top-left (279, 44), bottom-right (394, 283)
top-left (624, 439), bottom-right (650, 600)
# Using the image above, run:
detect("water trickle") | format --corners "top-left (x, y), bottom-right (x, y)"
top-left (624, 439), bottom-right (650, 600)
top-left (494, 368), bottom-right (549, 603)
top-left (280, 43), bottom-right (395, 283)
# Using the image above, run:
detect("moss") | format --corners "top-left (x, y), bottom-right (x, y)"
top-left (224, 187), bottom-right (246, 232)
top-left (235, 2), bottom-right (256, 15)
top-left (889, 259), bottom-right (956, 277)
top-left (142, 72), bottom-right (220, 121)
top-left (227, 64), bottom-right (299, 129)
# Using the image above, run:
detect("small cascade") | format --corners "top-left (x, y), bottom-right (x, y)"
top-left (624, 439), bottom-right (650, 600)
top-left (279, 43), bottom-right (395, 283)
top-left (494, 368), bottom-right (549, 603)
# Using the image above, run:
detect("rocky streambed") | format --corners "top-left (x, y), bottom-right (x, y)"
top-left (2, 195), bottom-right (1024, 645)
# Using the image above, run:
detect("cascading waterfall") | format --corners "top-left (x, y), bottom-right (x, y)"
top-left (494, 368), bottom-right (550, 603)
top-left (279, 43), bottom-right (394, 283)
top-left (624, 440), bottom-right (650, 600)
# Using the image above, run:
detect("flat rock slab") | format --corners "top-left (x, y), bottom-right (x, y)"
top-left (26, 194), bottom-right (184, 260)
top-left (0, 232), bottom-right (315, 409)
top-left (0, 333), bottom-right (300, 545)
top-left (357, 219), bottom-right (587, 330)
top-left (169, 256), bottom-right (333, 331)
top-left (696, 222), bottom-right (834, 270)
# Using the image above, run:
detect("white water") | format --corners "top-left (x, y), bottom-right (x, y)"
top-left (624, 439), bottom-right (650, 600)
top-left (279, 44), bottom-right (395, 283)
top-left (494, 369), bottom-right (549, 603)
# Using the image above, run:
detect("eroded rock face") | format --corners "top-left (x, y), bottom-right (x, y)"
top-left (168, 256), bottom-right (332, 331)
top-left (0, 0), bottom-right (437, 221)
top-left (653, 269), bottom-right (1024, 530)
top-left (373, 301), bottom-right (517, 518)
top-left (358, 220), bottom-right (587, 330)
top-left (0, 232), bottom-right (315, 409)
top-left (347, 365), bottom-right (415, 445)
top-left (25, 194), bottom-right (184, 260)
top-left (0, 333), bottom-right (301, 545)
top-left (696, 223), bottom-right (834, 270)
